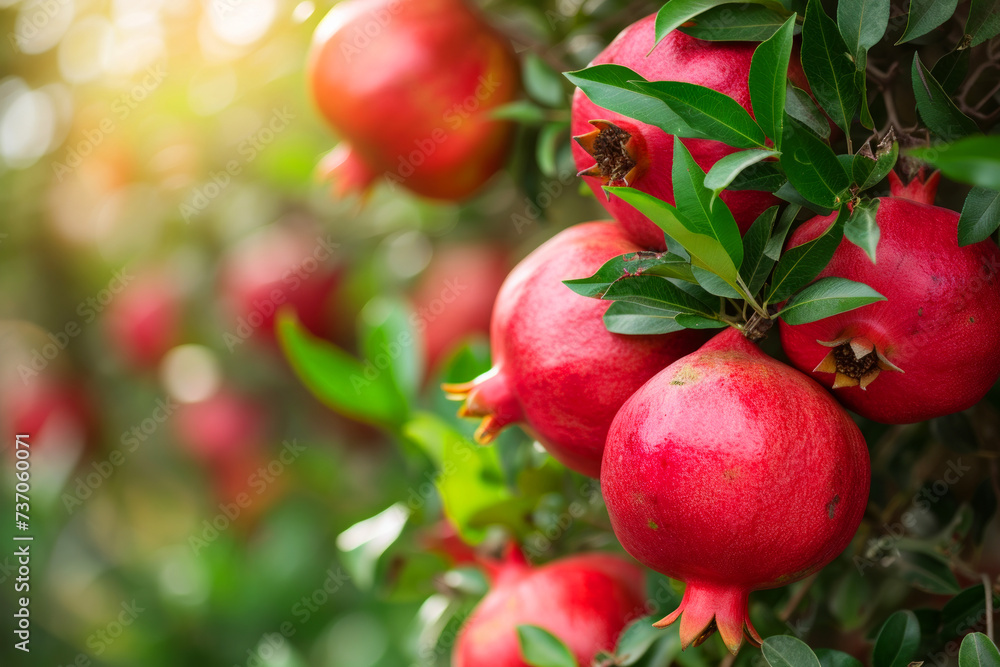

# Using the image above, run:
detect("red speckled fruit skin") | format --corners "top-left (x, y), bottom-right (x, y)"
top-left (571, 16), bottom-right (809, 250)
top-left (308, 0), bottom-right (519, 200)
top-left (453, 553), bottom-right (647, 667)
top-left (467, 222), bottom-right (708, 477)
top-left (779, 197), bottom-right (1000, 424)
top-left (602, 328), bottom-right (869, 649)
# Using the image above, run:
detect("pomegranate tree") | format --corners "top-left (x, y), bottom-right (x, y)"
top-left (308, 0), bottom-right (519, 200)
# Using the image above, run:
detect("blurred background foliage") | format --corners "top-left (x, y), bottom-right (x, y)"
top-left (0, 0), bottom-right (997, 666)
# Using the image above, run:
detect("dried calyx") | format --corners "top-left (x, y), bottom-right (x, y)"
top-left (574, 120), bottom-right (644, 188)
top-left (813, 336), bottom-right (903, 389)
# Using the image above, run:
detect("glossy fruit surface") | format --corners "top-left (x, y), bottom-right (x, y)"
top-left (309, 0), bottom-right (519, 200)
top-left (453, 549), bottom-right (646, 667)
top-left (571, 15), bottom-right (808, 250)
top-left (602, 328), bottom-right (870, 652)
top-left (779, 172), bottom-right (1000, 423)
top-left (444, 222), bottom-right (708, 477)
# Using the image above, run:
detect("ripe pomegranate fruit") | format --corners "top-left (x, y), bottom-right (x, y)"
top-left (309, 0), bottom-right (519, 200)
top-left (106, 268), bottom-right (182, 369)
top-left (1, 376), bottom-right (96, 456)
top-left (571, 15), bottom-right (809, 250)
top-left (453, 549), bottom-right (646, 666)
top-left (220, 223), bottom-right (345, 349)
top-left (411, 242), bottom-right (509, 372)
top-left (443, 222), bottom-right (708, 477)
top-left (602, 328), bottom-right (870, 653)
top-left (779, 171), bottom-right (1000, 423)
top-left (173, 389), bottom-right (268, 465)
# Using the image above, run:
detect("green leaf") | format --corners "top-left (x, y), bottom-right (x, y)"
top-left (933, 48), bottom-right (971, 95)
top-left (801, 0), bottom-right (860, 133)
top-left (780, 116), bottom-right (850, 208)
top-left (761, 635), bottom-right (822, 667)
top-left (606, 187), bottom-right (742, 290)
top-left (776, 181), bottom-right (835, 214)
top-left (603, 275), bottom-right (716, 316)
top-left (898, 550), bottom-right (962, 595)
top-left (837, 0), bottom-right (890, 66)
top-left (767, 206), bottom-right (846, 303)
top-left (912, 53), bottom-right (979, 141)
top-left (536, 122), bottom-right (567, 176)
top-left (786, 85), bottom-right (831, 139)
top-left (654, 0), bottom-right (787, 45)
top-left (361, 298), bottom-right (422, 400)
top-left (853, 141), bottom-right (898, 189)
top-left (603, 301), bottom-right (687, 334)
top-left (749, 14), bottom-right (797, 147)
top-left (909, 136), bottom-right (1000, 189)
top-left (778, 277), bottom-right (885, 324)
top-left (615, 616), bottom-right (666, 665)
top-left (705, 150), bottom-right (780, 199)
top-left (765, 203), bottom-right (801, 260)
top-left (524, 53), bottom-right (566, 108)
top-left (844, 198), bottom-right (881, 262)
top-left (277, 310), bottom-right (408, 427)
top-left (517, 625), bottom-right (579, 667)
top-left (671, 136), bottom-right (744, 269)
top-left (490, 100), bottom-right (549, 124)
top-left (897, 0), bottom-right (959, 44)
top-left (564, 251), bottom-right (694, 298)
top-left (680, 4), bottom-right (795, 41)
top-left (565, 65), bottom-right (691, 132)
top-left (741, 206), bottom-right (779, 295)
top-left (675, 313), bottom-right (728, 328)
top-left (692, 265), bottom-right (743, 297)
top-left (729, 161), bottom-right (788, 191)
top-left (872, 610), bottom-right (921, 667)
top-left (966, 0), bottom-right (1000, 47)
top-left (815, 648), bottom-right (864, 667)
top-left (942, 585), bottom-right (1000, 639)
top-left (631, 80), bottom-right (768, 148)
top-left (959, 633), bottom-right (1000, 667)
top-left (959, 186), bottom-right (1000, 246)
top-left (402, 413), bottom-right (511, 544)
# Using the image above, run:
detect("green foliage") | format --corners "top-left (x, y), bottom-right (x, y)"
top-left (910, 136), bottom-right (1000, 190)
top-left (762, 635), bottom-right (822, 667)
top-left (777, 276), bottom-right (885, 324)
top-left (872, 610), bottom-right (922, 667)
top-left (517, 625), bottom-right (579, 667)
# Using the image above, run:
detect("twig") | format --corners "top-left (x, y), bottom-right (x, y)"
top-left (779, 572), bottom-right (819, 622)
top-left (719, 653), bottom-right (736, 667)
top-left (984, 573), bottom-right (995, 643)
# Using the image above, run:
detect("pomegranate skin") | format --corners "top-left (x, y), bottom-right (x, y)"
top-left (445, 222), bottom-right (708, 477)
top-left (308, 0), bottom-right (519, 201)
top-left (778, 192), bottom-right (1000, 424)
top-left (602, 328), bottom-right (870, 653)
top-left (105, 270), bottom-right (182, 369)
top-left (572, 16), bottom-right (808, 250)
top-left (453, 551), bottom-right (647, 667)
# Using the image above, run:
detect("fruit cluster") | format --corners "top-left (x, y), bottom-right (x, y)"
top-left (307, 0), bottom-right (1000, 663)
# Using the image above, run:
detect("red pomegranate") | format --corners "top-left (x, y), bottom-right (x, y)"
top-left (602, 328), bottom-right (870, 653)
top-left (309, 0), bottom-right (519, 200)
top-left (1, 377), bottom-right (95, 456)
top-left (412, 242), bottom-right (509, 372)
top-left (453, 549), bottom-right (647, 666)
top-left (106, 269), bottom-right (182, 369)
top-left (173, 389), bottom-right (268, 465)
top-left (571, 15), bottom-right (808, 250)
top-left (443, 222), bottom-right (708, 477)
top-left (779, 171), bottom-right (1000, 424)
top-left (219, 224), bottom-right (344, 349)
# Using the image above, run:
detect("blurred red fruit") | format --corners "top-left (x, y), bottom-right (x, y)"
top-left (106, 269), bottom-right (182, 369)
top-left (173, 390), bottom-right (268, 465)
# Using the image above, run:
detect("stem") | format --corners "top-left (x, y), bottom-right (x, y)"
top-left (779, 572), bottom-right (819, 622)
top-left (985, 573), bottom-right (995, 643)
top-left (735, 276), bottom-right (768, 319)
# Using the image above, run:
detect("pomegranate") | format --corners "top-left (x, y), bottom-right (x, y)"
top-left (779, 171), bottom-right (1000, 423)
top-left (309, 0), bottom-right (519, 200)
top-left (105, 268), bottom-right (182, 369)
top-left (219, 223), bottom-right (345, 349)
top-left (173, 389), bottom-right (268, 466)
top-left (412, 242), bottom-right (509, 372)
top-left (602, 328), bottom-right (870, 653)
top-left (1, 377), bottom-right (96, 457)
top-left (571, 15), bottom-right (809, 250)
top-left (453, 549), bottom-right (647, 666)
top-left (443, 222), bottom-right (708, 477)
